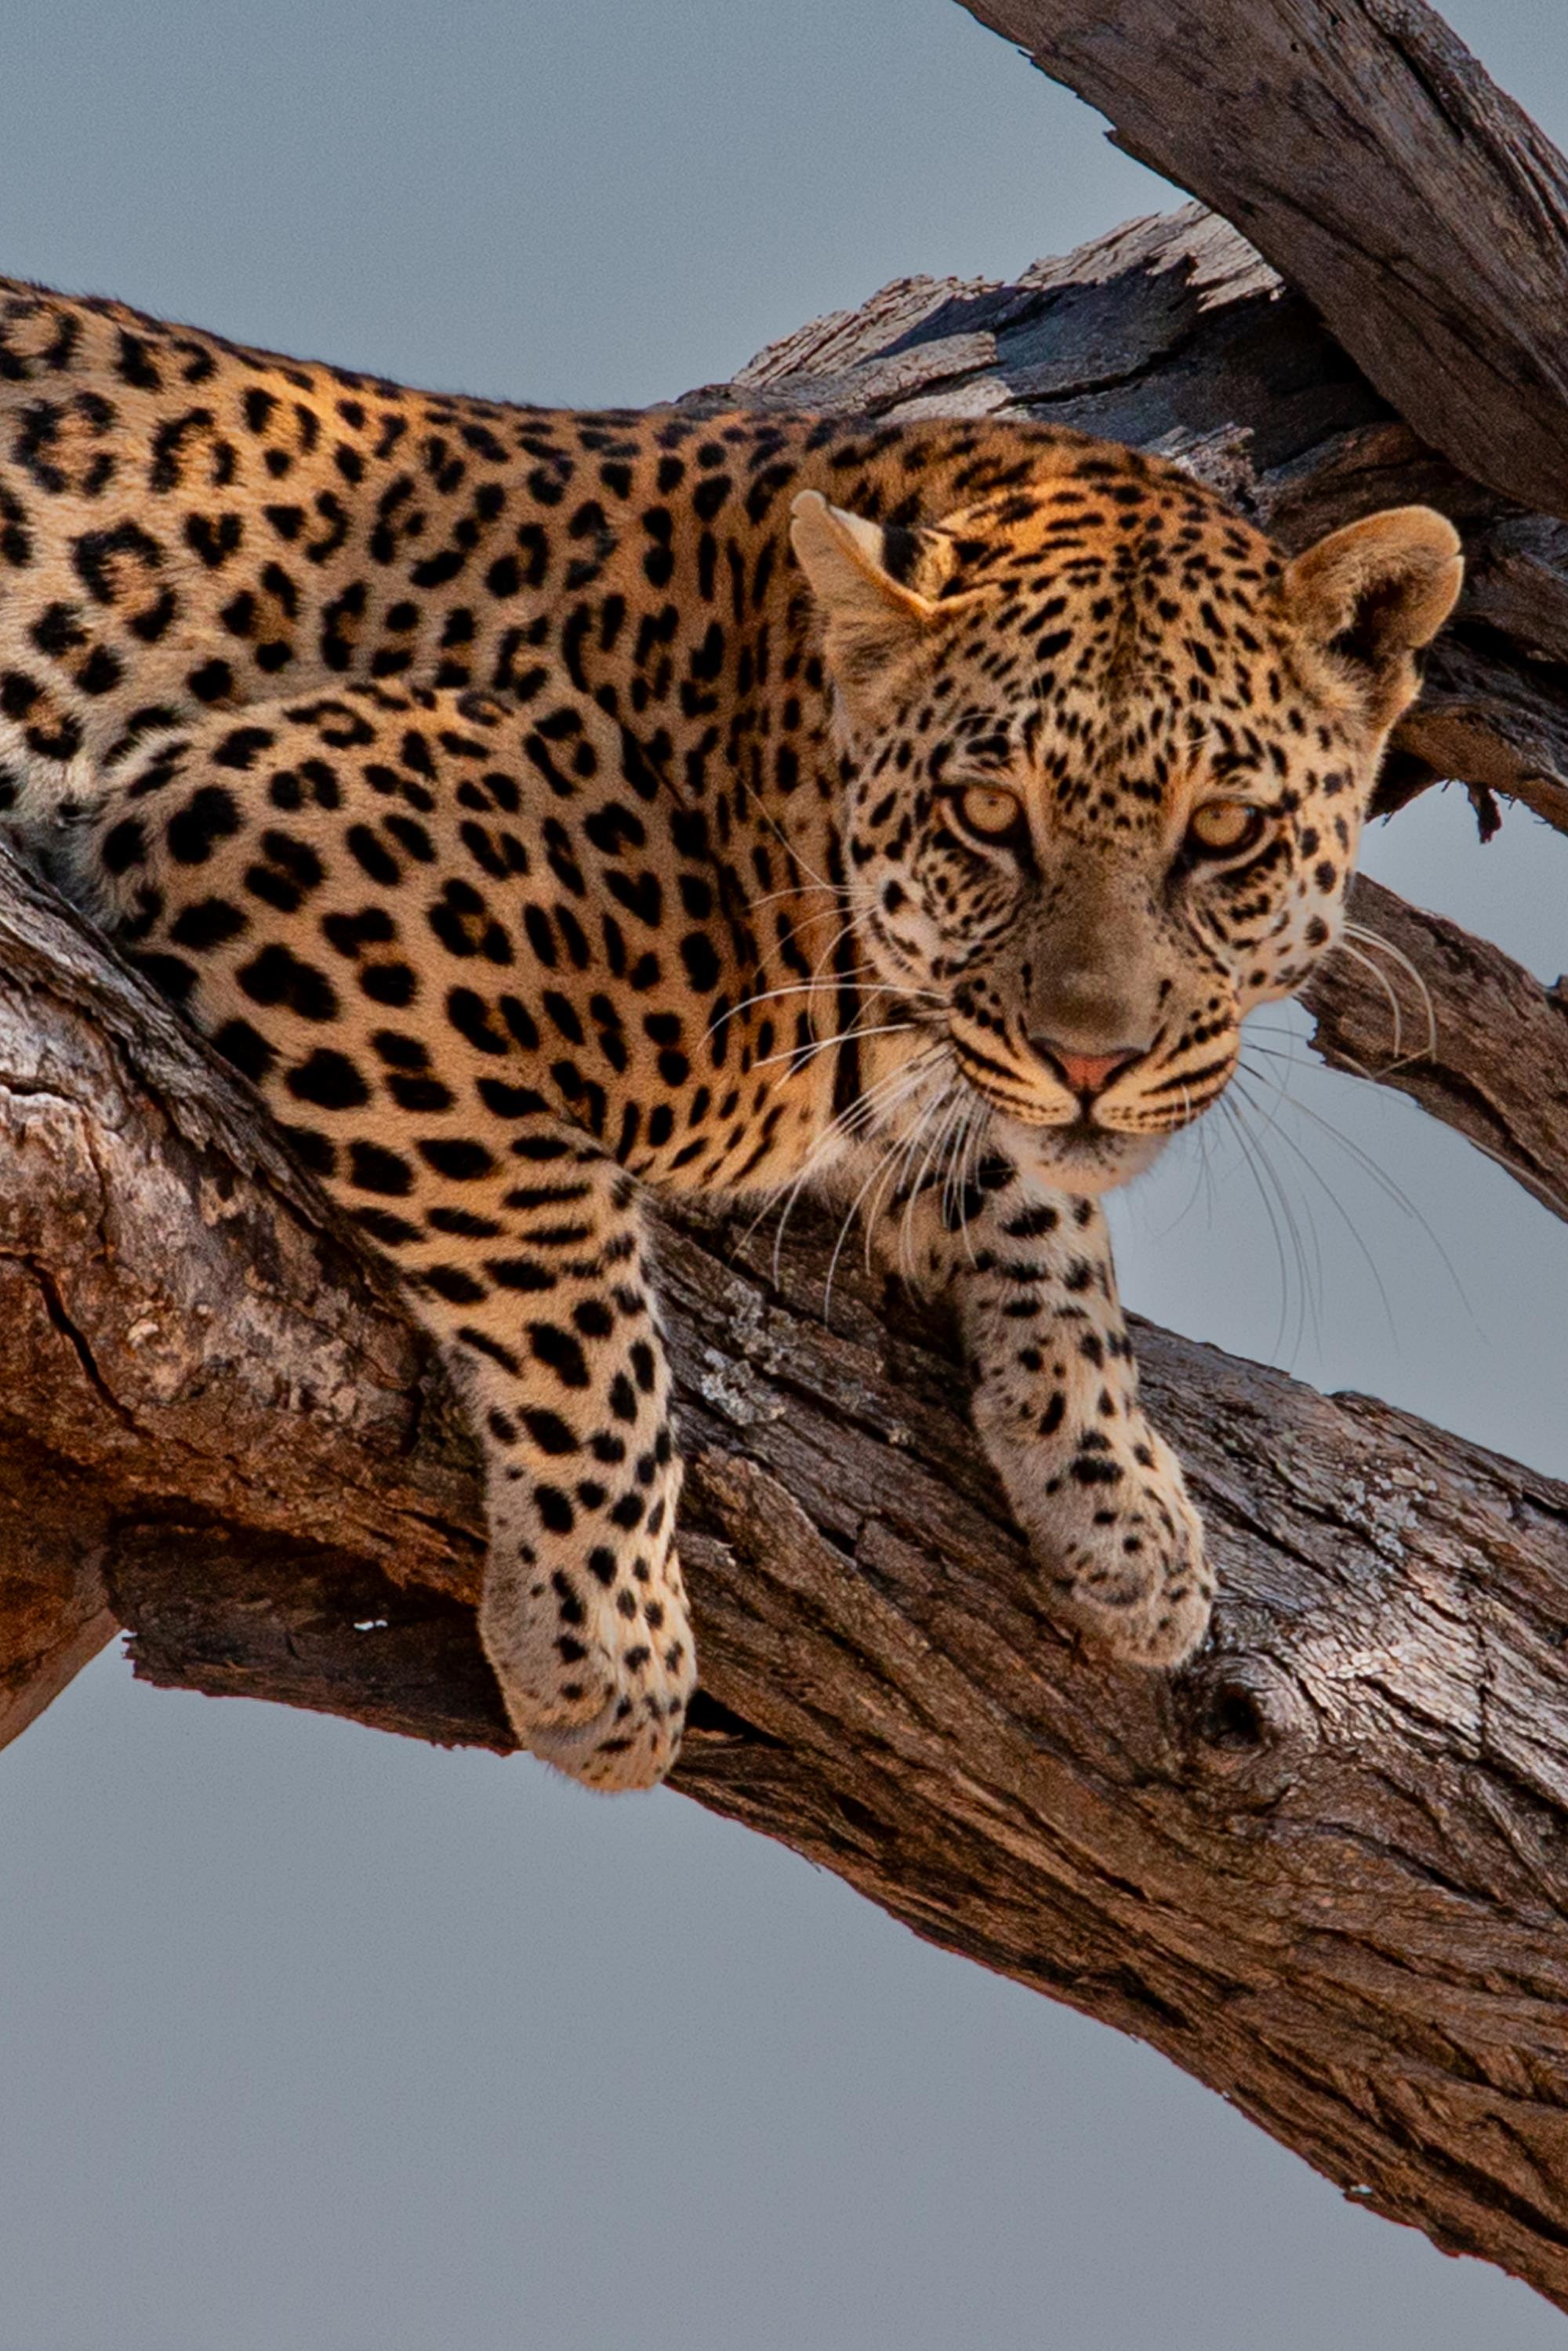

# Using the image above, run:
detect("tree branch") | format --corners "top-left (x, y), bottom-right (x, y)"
top-left (1305, 876), bottom-right (1568, 1228)
top-left (950, 0), bottom-right (1568, 519)
top-left (0, 843), bottom-right (489, 1752)
top-left (16, 870), bottom-right (1568, 2302)
top-left (9, 200), bottom-right (1568, 2306)
top-left (710, 205), bottom-right (1568, 839)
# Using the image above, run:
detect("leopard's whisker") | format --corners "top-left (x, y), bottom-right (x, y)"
top-left (738, 1042), bottom-right (946, 1258)
top-left (1218, 1090), bottom-right (1321, 1364)
top-left (897, 1083), bottom-right (967, 1277)
top-left (745, 794), bottom-right (849, 906)
top-left (764, 882), bottom-right (880, 964)
top-left (1239, 1042), bottom-right (1483, 1319)
top-left (755, 1045), bottom-right (946, 1279)
top-left (815, 1055), bottom-right (956, 1317)
top-left (1325, 935), bottom-right (1408, 1063)
top-left (1231, 1068), bottom-right (1403, 1345)
top-left (862, 1080), bottom-right (956, 1286)
top-left (1149, 1082), bottom-right (1218, 1243)
top-left (940, 1090), bottom-right (978, 1236)
top-left (927, 1089), bottom-right (983, 1268)
top-left (1338, 920), bottom-right (1440, 1066)
top-left (822, 1128), bottom-right (911, 1323)
top-left (702, 974), bottom-right (909, 1044)
top-left (744, 878), bottom-right (857, 912)
top-left (1215, 1097), bottom-right (1298, 1365)
top-left (946, 1094), bottom-right (992, 1266)
top-left (753, 1018), bottom-right (930, 1071)
top-left (702, 912), bottom-right (942, 1045)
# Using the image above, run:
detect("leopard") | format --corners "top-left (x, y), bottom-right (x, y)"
top-left (0, 274), bottom-right (1462, 1790)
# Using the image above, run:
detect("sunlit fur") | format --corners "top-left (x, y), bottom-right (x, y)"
top-left (0, 270), bottom-right (1462, 1772)
top-left (799, 472), bottom-right (1461, 1200)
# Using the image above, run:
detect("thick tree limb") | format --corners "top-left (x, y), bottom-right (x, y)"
top-left (0, 844), bottom-right (488, 1752)
top-left (716, 206), bottom-right (1568, 839)
top-left (9, 205), bottom-right (1568, 2307)
top-left (951, 0), bottom-right (1568, 520)
top-left (1304, 876), bottom-right (1568, 1230)
top-left (7, 852), bottom-right (1568, 2305)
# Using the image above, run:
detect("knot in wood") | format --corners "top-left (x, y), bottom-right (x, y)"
top-left (1181, 1655), bottom-right (1319, 1790)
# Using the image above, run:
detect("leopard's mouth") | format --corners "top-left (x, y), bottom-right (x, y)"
top-left (938, 1040), bottom-right (1167, 1194)
top-left (947, 1041), bottom-right (1113, 1138)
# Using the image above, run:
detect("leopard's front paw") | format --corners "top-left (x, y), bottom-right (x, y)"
top-left (1008, 1424), bottom-right (1214, 1670)
top-left (479, 1542), bottom-right (695, 1793)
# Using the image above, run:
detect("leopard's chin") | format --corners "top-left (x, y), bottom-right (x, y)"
top-left (993, 1112), bottom-right (1170, 1197)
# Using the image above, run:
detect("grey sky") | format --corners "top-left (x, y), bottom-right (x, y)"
top-left (1, 4), bottom-right (1565, 2347)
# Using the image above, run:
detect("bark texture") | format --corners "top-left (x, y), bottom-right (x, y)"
top-left (953, 0), bottom-right (1568, 519)
top-left (8, 34), bottom-right (1568, 2320)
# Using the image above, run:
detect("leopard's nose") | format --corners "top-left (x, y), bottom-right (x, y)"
top-left (1029, 1039), bottom-right (1144, 1097)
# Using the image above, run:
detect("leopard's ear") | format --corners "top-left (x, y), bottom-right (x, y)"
top-left (789, 491), bottom-right (960, 700)
top-left (1282, 507), bottom-right (1463, 725)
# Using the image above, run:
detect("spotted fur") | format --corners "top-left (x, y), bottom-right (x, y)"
top-left (0, 275), bottom-right (1462, 1787)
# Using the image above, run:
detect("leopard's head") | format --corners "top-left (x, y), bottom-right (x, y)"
top-left (791, 454), bottom-right (1461, 1193)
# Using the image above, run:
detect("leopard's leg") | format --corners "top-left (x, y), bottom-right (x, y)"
top-left (37, 681), bottom-right (705, 1789)
top-left (404, 1139), bottom-right (692, 1790)
top-left (887, 1154), bottom-right (1212, 1667)
top-left (268, 1104), bottom-right (691, 1789)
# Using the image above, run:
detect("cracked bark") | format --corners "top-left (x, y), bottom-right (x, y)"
top-left (951, 0), bottom-right (1568, 519)
top-left (9, 40), bottom-right (1568, 2320)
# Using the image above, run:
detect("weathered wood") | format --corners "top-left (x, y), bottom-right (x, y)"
top-left (1305, 875), bottom-right (1568, 1228)
top-left (7, 832), bottom-right (1568, 2295)
top-left (74, 1044), bottom-right (1568, 2311)
top-left (7, 196), bottom-right (1568, 2307)
top-left (952, 0), bottom-right (1568, 520)
top-left (709, 205), bottom-right (1568, 840)
top-left (0, 840), bottom-right (487, 1753)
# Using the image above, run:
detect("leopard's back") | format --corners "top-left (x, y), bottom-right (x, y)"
top-left (0, 269), bottom-right (1457, 1787)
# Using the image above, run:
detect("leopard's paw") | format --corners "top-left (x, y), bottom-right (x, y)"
top-left (1013, 1425), bottom-right (1214, 1669)
top-left (479, 1544), bottom-right (695, 1793)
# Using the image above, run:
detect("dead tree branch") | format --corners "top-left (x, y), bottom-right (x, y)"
top-left (952, 0), bottom-right (1568, 518)
top-left (1304, 876), bottom-right (1568, 1228)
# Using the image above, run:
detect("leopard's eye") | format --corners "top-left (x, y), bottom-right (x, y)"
top-left (946, 782), bottom-right (1027, 848)
top-left (1185, 799), bottom-right (1269, 862)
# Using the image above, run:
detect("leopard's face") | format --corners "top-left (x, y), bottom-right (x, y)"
top-left (793, 470), bottom-right (1462, 1195)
